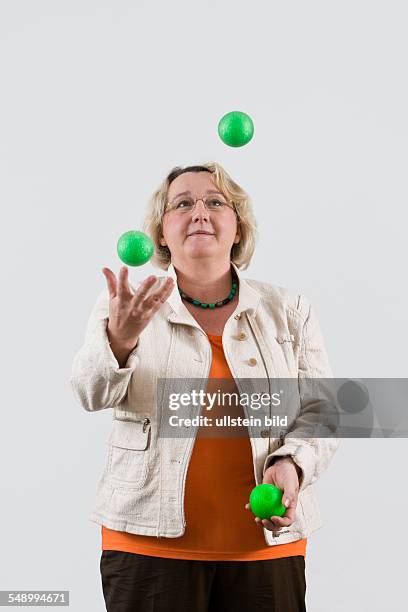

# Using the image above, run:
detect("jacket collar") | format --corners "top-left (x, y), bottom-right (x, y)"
top-left (165, 261), bottom-right (261, 325)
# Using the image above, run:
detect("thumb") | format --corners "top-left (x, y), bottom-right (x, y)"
top-left (282, 489), bottom-right (295, 508)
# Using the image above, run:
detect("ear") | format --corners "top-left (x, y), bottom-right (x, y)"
top-left (234, 229), bottom-right (241, 244)
top-left (159, 236), bottom-right (167, 247)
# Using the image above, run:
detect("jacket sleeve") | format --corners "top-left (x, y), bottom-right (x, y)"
top-left (262, 296), bottom-right (340, 491)
top-left (70, 288), bottom-right (141, 412)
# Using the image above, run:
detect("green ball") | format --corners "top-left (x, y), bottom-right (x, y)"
top-left (117, 230), bottom-right (154, 266)
top-left (218, 111), bottom-right (254, 147)
top-left (249, 484), bottom-right (286, 520)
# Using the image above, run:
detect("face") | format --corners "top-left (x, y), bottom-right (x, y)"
top-left (159, 172), bottom-right (240, 267)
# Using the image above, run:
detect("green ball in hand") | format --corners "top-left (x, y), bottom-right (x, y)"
top-left (249, 484), bottom-right (286, 520)
top-left (117, 230), bottom-right (154, 266)
top-left (218, 111), bottom-right (254, 147)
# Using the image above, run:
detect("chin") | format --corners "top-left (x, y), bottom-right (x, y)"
top-left (187, 247), bottom-right (216, 255)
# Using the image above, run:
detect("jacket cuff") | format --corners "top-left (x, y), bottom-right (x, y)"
top-left (97, 318), bottom-right (140, 380)
top-left (263, 441), bottom-right (316, 491)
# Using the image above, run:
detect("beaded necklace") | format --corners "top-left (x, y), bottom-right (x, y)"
top-left (178, 268), bottom-right (238, 309)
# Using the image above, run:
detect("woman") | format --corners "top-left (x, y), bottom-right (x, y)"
top-left (70, 162), bottom-right (339, 611)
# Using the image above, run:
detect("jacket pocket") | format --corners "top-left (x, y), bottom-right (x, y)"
top-left (106, 418), bottom-right (151, 490)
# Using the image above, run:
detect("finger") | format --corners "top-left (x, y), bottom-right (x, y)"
top-left (146, 294), bottom-right (164, 310)
top-left (282, 489), bottom-right (297, 510)
top-left (161, 277), bottom-right (175, 297)
top-left (261, 518), bottom-right (283, 532)
top-left (153, 277), bottom-right (174, 305)
top-left (261, 520), bottom-right (282, 536)
top-left (133, 276), bottom-right (158, 306)
top-left (280, 492), bottom-right (298, 523)
top-left (117, 266), bottom-right (132, 299)
top-left (269, 515), bottom-right (292, 527)
top-left (143, 278), bottom-right (174, 310)
top-left (279, 505), bottom-right (295, 523)
top-left (261, 471), bottom-right (275, 486)
top-left (150, 277), bottom-right (174, 301)
top-left (102, 267), bottom-right (117, 299)
top-left (143, 290), bottom-right (165, 311)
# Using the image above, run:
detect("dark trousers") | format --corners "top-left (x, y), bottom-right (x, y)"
top-left (100, 550), bottom-right (306, 612)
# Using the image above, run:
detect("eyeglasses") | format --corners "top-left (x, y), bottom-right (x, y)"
top-left (164, 195), bottom-right (236, 215)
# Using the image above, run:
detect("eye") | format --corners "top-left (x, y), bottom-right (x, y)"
top-left (207, 198), bottom-right (225, 207)
top-left (175, 199), bottom-right (193, 209)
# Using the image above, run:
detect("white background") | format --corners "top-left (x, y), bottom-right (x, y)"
top-left (1, 1), bottom-right (407, 610)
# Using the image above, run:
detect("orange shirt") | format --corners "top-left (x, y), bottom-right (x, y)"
top-left (102, 333), bottom-right (307, 560)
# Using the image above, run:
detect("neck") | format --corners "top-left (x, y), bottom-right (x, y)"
top-left (172, 260), bottom-right (234, 303)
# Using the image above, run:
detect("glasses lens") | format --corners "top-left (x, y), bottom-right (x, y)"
top-left (171, 197), bottom-right (195, 212)
top-left (205, 196), bottom-right (228, 210)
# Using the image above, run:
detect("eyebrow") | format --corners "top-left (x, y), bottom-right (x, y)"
top-left (172, 189), bottom-right (224, 199)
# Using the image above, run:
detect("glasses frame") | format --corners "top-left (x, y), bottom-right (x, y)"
top-left (164, 194), bottom-right (237, 215)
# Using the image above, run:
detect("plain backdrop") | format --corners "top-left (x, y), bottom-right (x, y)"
top-left (1, 1), bottom-right (407, 610)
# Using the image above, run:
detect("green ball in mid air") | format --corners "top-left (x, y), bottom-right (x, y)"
top-left (218, 111), bottom-right (254, 147)
top-left (117, 230), bottom-right (154, 266)
top-left (249, 484), bottom-right (286, 520)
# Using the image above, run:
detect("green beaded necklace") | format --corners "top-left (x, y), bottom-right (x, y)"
top-left (178, 269), bottom-right (238, 309)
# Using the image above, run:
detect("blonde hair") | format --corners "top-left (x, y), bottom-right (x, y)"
top-left (142, 161), bottom-right (258, 271)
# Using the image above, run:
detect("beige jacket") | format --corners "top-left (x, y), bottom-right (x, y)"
top-left (70, 262), bottom-right (339, 547)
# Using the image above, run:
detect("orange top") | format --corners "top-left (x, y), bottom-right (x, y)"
top-left (102, 333), bottom-right (307, 560)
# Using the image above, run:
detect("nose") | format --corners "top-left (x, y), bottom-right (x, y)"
top-left (192, 199), bottom-right (209, 222)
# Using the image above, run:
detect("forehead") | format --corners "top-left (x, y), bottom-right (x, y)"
top-left (167, 172), bottom-right (218, 199)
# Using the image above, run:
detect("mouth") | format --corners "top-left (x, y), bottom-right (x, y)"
top-left (187, 231), bottom-right (215, 237)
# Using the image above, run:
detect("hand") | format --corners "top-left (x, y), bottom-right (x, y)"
top-left (245, 457), bottom-right (300, 536)
top-left (102, 266), bottom-right (174, 348)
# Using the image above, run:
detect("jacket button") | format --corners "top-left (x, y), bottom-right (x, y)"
top-left (260, 429), bottom-right (269, 438)
top-left (238, 331), bottom-right (247, 340)
top-left (234, 312), bottom-right (242, 320)
top-left (248, 357), bottom-right (257, 366)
